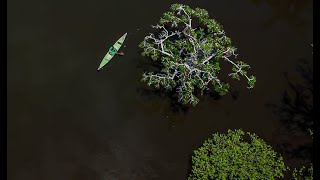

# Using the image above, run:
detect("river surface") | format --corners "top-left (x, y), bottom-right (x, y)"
top-left (8, 0), bottom-right (313, 179)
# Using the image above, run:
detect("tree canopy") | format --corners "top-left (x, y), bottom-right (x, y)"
top-left (188, 129), bottom-right (288, 179)
top-left (139, 4), bottom-right (256, 106)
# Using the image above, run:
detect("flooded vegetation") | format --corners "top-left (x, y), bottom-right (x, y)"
top-left (8, 0), bottom-right (312, 179)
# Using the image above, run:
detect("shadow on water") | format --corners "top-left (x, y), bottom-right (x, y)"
top-left (134, 55), bottom-right (236, 115)
top-left (135, 55), bottom-right (191, 115)
top-left (71, 166), bottom-right (100, 180)
top-left (249, 0), bottom-right (312, 35)
top-left (277, 142), bottom-right (313, 160)
top-left (135, 55), bottom-right (242, 132)
top-left (267, 59), bottom-right (313, 135)
top-left (136, 86), bottom-right (190, 114)
top-left (267, 59), bottom-right (313, 165)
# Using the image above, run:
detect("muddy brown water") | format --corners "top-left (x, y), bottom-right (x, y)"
top-left (8, 0), bottom-right (313, 179)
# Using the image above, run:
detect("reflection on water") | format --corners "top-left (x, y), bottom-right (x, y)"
top-left (250, 0), bottom-right (312, 34)
top-left (267, 58), bottom-right (313, 170)
top-left (268, 59), bottom-right (313, 135)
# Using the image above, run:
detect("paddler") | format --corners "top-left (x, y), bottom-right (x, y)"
top-left (109, 45), bottom-right (124, 56)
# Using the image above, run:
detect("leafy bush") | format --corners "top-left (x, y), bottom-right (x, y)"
top-left (188, 129), bottom-right (288, 179)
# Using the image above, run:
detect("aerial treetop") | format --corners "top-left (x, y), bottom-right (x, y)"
top-left (140, 4), bottom-right (256, 106)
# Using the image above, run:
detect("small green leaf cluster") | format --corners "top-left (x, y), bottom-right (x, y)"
top-left (188, 129), bottom-right (288, 180)
top-left (292, 164), bottom-right (313, 180)
top-left (214, 82), bottom-right (229, 96)
top-left (248, 75), bottom-right (257, 88)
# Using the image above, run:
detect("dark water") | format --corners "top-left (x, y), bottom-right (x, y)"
top-left (8, 0), bottom-right (313, 179)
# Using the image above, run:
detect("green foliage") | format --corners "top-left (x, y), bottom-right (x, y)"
top-left (214, 82), bottom-right (230, 96)
top-left (188, 129), bottom-right (288, 180)
top-left (292, 164), bottom-right (313, 180)
top-left (248, 75), bottom-right (257, 88)
top-left (140, 3), bottom-right (256, 106)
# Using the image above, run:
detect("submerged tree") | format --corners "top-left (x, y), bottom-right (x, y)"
top-left (188, 129), bottom-right (288, 179)
top-left (139, 4), bottom-right (256, 106)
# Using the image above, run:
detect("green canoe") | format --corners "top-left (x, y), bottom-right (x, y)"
top-left (97, 33), bottom-right (127, 70)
